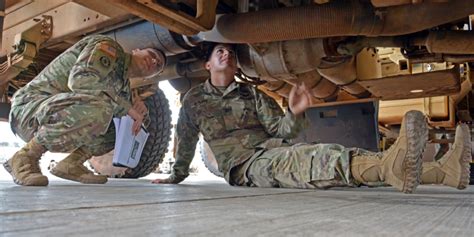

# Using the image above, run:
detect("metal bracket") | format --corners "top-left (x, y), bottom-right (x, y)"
top-left (109, 0), bottom-right (218, 35)
top-left (0, 15), bottom-right (53, 85)
top-left (13, 15), bottom-right (53, 54)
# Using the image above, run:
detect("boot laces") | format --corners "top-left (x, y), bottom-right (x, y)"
top-left (353, 149), bottom-right (383, 160)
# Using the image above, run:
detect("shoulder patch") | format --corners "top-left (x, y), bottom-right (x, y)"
top-left (99, 56), bottom-right (111, 67)
top-left (86, 43), bottom-right (118, 78)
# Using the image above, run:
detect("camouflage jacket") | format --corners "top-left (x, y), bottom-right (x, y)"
top-left (171, 79), bottom-right (307, 183)
top-left (10, 35), bottom-right (132, 124)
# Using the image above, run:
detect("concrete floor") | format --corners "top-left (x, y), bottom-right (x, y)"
top-left (1, 170), bottom-right (473, 237)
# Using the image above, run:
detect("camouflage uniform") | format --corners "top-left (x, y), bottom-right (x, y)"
top-left (9, 35), bottom-right (132, 156)
top-left (171, 80), bottom-right (355, 189)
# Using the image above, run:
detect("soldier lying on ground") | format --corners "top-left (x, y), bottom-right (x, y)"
top-left (152, 43), bottom-right (471, 193)
top-left (4, 35), bottom-right (166, 186)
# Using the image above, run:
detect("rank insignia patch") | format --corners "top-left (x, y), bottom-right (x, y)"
top-left (98, 43), bottom-right (117, 58)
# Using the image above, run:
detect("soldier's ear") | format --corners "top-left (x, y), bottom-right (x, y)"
top-left (132, 49), bottom-right (139, 54)
top-left (205, 61), bottom-right (211, 70)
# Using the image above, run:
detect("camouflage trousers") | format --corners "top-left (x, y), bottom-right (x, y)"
top-left (244, 143), bottom-right (357, 189)
top-left (10, 93), bottom-right (115, 156)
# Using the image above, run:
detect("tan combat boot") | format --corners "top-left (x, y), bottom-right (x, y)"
top-left (421, 124), bottom-right (471, 189)
top-left (351, 110), bottom-right (428, 193)
top-left (50, 147), bottom-right (108, 184)
top-left (3, 138), bottom-right (49, 186)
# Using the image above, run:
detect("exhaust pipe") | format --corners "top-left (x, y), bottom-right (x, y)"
top-left (414, 31), bottom-right (474, 55)
top-left (104, 21), bottom-right (196, 55)
top-left (371, 0), bottom-right (451, 8)
top-left (336, 31), bottom-right (474, 60)
top-left (262, 72), bottom-right (340, 102)
top-left (238, 39), bottom-right (372, 99)
top-left (317, 57), bottom-right (371, 98)
top-left (198, 0), bottom-right (474, 44)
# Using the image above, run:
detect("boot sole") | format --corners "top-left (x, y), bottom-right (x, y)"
top-left (50, 168), bottom-right (107, 184)
top-left (3, 161), bottom-right (21, 185)
top-left (3, 161), bottom-right (49, 186)
top-left (449, 124), bottom-right (471, 190)
top-left (396, 111), bottom-right (427, 194)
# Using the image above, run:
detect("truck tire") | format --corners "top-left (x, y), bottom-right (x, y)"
top-left (199, 139), bottom-right (224, 178)
top-left (89, 89), bottom-right (172, 178)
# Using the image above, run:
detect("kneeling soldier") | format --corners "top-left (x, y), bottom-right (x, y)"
top-left (4, 35), bottom-right (165, 186)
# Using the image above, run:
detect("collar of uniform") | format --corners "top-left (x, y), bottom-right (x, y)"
top-left (123, 53), bottom-right (132, 77)
top-left (203, 79), bottom-right (240, 97)
top-left (223, 80), bottom-right (240, 97)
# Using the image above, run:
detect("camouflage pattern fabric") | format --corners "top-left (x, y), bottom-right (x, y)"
top-left (9, 35), bottom-right (131, 154)
top-left (245, 143), bottom-right (357, 189)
